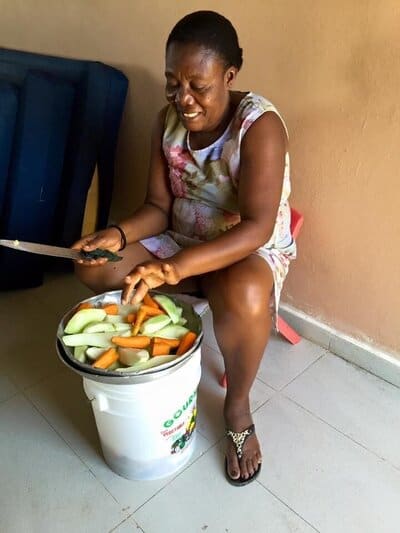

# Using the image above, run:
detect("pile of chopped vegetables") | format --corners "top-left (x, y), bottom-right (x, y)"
top-left (61, 293), bottom-right (198, 372)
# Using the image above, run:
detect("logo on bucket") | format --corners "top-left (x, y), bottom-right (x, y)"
top-left (161, 391), bottom-right (197, 454)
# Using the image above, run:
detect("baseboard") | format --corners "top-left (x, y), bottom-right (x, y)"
top-left (280, 303), bottom-right (400, 389)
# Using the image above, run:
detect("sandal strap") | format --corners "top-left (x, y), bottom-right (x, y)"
top-left (225, 424), bottom-right (255, 460)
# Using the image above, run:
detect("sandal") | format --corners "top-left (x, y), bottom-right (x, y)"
top-left (225, 423), bottom-right (262, 486)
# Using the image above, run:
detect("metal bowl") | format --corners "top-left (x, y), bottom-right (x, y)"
top-left (56, 290), bottom-right (203, 384)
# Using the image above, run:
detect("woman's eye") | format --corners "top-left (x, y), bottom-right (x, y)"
top-left (192, 85), bottom-right (208, 93)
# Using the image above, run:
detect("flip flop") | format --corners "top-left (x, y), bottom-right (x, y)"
top-left (225, 423), bottom-right (262, 486)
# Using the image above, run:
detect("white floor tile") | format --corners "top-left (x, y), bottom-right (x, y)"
top-left (257, 334), bottom-right (325, 390)
top-left (26, 368), bottom-right (212, 512)
top-left (0, 375), bottom-right (18, 403)
top-left (132, 445), bottom-right (317, 533)
top-left (283, 353), bottom-right (400, 468)
top-left (254, 394), bottom-right (400, 533)
top-left (0, 394), bottom-right (126, 533)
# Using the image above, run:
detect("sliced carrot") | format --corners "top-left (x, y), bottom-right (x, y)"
top-left (126, 313), bottom-right (136, 323)
top-left (140, 305), bottom-right (165, 316)
top-left (92, 347), bottom-right (118, 369)
top-left (143, 293), bottom-right (160, 309)
top-left (152, 337), bottom-right (180, 349)
top-left (111, 335), bottom-right (151, 348)
top-left (102, 303), bottom-right (119, 315)
top-left (151, 342), bottom-right (171, 356)
top-left (76, 302), bottom-right (93, 312)
top-left (176, 331), bottom-right (197, 356)
top-left (132, 307), bottom-right (147, 335)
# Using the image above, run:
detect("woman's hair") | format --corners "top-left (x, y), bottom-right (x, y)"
top-left (166, 11), bottom-right (243, 70)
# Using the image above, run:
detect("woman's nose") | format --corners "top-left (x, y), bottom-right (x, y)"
top-left (175, 86), bottom-right (194, 106)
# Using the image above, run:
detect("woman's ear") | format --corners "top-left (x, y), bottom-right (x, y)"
top-left (225, 68), bottom-right (238, 88)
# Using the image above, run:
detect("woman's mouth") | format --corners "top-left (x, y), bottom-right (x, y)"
top-left (181, 111), bottom-right (201, 120)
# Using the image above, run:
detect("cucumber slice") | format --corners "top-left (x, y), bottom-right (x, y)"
top-left (83, 322), bottom-right (115, 333)
top-left (105, 315), bottom-right (125, 324)
top-left (153, 295), bottom-right (183, 324)
top-left (118, 347), bottom-right (150, 366)
top-left (115, 354), bottom-right (177, 372)
top-left (74, 345), bottom-right (87, 363)
top-left (113, 322), bottom-right (131, 332)
top-left (62, 332), bottom-right (116, 348)
top-left (65, 308), bottom-right (106, 334)
top-left (152, 324), bottom-right (189, 339)
top-left (140, 314), bottom-right (172, 335)
top-left (86, 347), bottom-right (107, 360)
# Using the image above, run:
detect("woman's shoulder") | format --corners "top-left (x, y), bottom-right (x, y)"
top-left (233, 92), bottom-right (288, 139)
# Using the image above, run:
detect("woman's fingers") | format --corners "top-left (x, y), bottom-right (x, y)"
top-left (122, 271), bottom-right (142, 304)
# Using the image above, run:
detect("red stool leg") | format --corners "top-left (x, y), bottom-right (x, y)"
top-left (277, 315), bottom-right (302, 344)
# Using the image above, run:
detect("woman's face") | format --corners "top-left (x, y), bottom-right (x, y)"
top-left (165, 42), bottom-right (237, 133)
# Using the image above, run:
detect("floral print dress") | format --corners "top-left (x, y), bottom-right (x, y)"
top-left (140, 92), bottom-right (296, 318)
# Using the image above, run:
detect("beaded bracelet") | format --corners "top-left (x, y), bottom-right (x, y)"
top-left (108, 224), bottom-right (127, 251)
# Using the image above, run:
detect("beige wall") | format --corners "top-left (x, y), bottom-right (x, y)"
top-left (1, 1), bottom-right (399, 354)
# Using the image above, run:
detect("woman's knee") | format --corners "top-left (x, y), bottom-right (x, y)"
top-left (206, 257), bottom-right (273, 319)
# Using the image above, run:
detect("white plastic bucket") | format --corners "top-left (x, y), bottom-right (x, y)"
top-left (82, 346), bottom-right (201, 481)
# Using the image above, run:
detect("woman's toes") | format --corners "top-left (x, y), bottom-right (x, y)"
top-left (227, 452), bottom-right (240, 479)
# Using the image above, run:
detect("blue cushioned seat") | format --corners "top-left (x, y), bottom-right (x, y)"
top-left (0, 48), bottom-right (128, 246)
top-left (0, 48), bottom-right (128, 288)
top-left (0, 81), bottom-right (18, 216)
top-left (0, 71), bottom-right (74, 288)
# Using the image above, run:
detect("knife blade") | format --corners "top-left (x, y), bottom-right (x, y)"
top-left (0, 239), bottom-right (122, 262)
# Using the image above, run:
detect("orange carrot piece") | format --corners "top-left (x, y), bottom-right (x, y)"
top-left (140, 305), bottom-right (165, 316)
top-left (102, 303), bottom-right (119, 315)
top-left (132, 307), bottom-right (147, 335)
top-left (111, 335), bottom-right (151, 348)
top-left (176, 331), bottom-right (197, 356)
top-left (76, 302), bottom-right (93, 312)
top-left (152, 337), bottom-right (180, 349)
top-left (151, 342), bottom-right (171, 356)
top-left (92, 347), bottom-right (118, 369)
top-left (143, 293), bottom-right (160, 309)
top-left (126, 313), bottom-right (136, 323)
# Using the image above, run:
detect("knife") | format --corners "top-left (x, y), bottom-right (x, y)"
top-left (0, 239), bottom-right (122, 262)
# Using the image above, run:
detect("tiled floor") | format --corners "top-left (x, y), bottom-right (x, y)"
top-left (1, 272), bottom-right (400, 533)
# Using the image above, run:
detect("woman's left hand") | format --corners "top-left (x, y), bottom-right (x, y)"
top-left (122, 260), bottom-right (181, 304)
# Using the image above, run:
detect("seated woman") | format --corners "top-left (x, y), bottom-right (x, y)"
top-left (74, 10), bottom-right (296, 486)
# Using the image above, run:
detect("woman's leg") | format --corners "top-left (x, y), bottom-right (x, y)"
top-left (74, 241), bottom-right (200, 295)
top-left (202, 254), bottom-right (274, 481)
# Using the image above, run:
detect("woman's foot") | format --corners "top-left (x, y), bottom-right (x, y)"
top-left (224, 404), bottom-right (262, 483)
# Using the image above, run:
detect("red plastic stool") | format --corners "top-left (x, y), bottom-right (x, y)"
top-left (219, 207), bottom-right (304, 388)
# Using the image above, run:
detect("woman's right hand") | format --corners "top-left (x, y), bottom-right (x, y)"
top-left (72, 227), bottom-right (123, 266)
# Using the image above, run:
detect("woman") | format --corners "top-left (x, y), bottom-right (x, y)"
top-left (74, 11), bottom-right (296, 486)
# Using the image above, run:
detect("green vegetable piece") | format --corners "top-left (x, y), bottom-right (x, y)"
top-left (105, 315), bottom-right (125, 324)
top-left (83, 322), bottom-right (115, 333)
top-left (86, 347), bottom-right (107, 360)
top-left (74, 345), bottom-right (87, 363)
top-left (80, 248), bottom-right (122, 262)
top-left (118, 347), bottom-right (150, 366)
top-left (115, 354), bottom-right (177, 372)
top-left (62, 332), bottom-right (116, 348)
top-left (153, 295), bottom-right (183, 324)
top-left (140, 314), bottom-right (172, 335)
top-left (113, 322), bottom-right (131, 332)
top-left (64, 308), bottom-right (106, 334)
top-left (151, 324), bottom-right (189, 339)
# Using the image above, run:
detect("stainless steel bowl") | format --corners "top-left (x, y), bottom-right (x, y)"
top-left (56, 290), bottom-right (203, 384)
